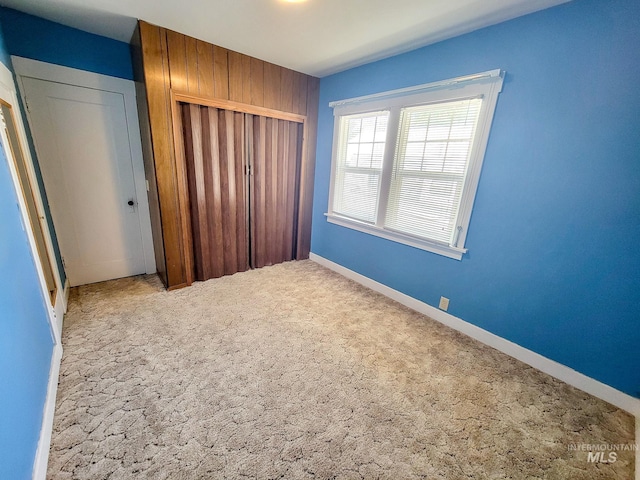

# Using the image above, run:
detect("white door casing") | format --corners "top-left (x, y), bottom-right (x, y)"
top-left (22, 78), bottom-right (144, 285)
top-left (13, 57), bottom-right (155, 287)
top-left (0, 61), bottom-right (64, 342)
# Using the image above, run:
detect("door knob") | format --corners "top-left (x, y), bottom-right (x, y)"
top-left (127, 200), bottom-right (135, 206)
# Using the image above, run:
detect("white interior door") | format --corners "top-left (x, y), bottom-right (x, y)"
top-left (21, 76), bottom-right (151, 286)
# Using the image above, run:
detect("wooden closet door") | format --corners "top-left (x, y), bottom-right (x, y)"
top-left (181, 103), bottom-right (249, 280)
top-left (249, 115), bottom-right (303, 268)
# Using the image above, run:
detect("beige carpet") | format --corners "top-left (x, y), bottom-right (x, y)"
top-left (48, 260), bottom-right (635, 479)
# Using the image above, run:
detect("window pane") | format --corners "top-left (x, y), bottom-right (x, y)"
top-left (386, 98), bottom-right (482, 243)
top-left (345, 143), bottom-right (359, 167)
top-left (347, 118), bottom-right (363, 142)
top-left (374, 119), bottom-right (388, 142)
top-left (371, 143), bottom-right (385, 169)
top-left (332, 111), bottom-right (389, 223)
top-left (386, 176), bottom-right (463, 243)
top-left (442, 142), bottom-right (471, 174)
top-left (335, 171), bottom-right (380, 222)
top-left (357, 142), bottom-right (374, 167)
top-left (359, 117), bottom-right (377, 142)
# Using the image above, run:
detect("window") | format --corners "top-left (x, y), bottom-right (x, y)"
top-left (326, 70), bottom-right (504, 260)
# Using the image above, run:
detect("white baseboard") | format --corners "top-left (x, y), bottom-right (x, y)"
top-left (309, 253), bottom-right (640, 417)
top-left (32, 343), bottom-right (63, 480)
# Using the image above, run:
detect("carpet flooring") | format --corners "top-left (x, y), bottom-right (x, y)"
top-left (48, 260), bottom-right (635, 479)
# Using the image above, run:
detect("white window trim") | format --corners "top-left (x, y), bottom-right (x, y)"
top-left (326, 69), bottom-right (505, 260)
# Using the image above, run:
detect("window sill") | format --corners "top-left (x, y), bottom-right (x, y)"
top-left (325, 213), bottom-right (467, 260)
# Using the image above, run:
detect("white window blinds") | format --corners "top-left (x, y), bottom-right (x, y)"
top-left (332, 111), bottom-right (389, 223)
top-left (385, 98), bottom-right (482, 244)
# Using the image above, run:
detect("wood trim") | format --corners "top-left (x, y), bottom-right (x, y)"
top-left (297, 77), bottom-right (320, 259)
top-left (139, 22), bottom-right (188, 287)
top-left (170, 90), bottom-right (194, 285)
top-left (0, 98), bottom-right (58, 301)
top-left (173, 91), bottom-right (306, 124)
top-left (167, 282), bottom-right (189, 291)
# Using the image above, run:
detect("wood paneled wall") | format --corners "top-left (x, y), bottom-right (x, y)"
top-left (132, 21), bottom-right (320, 289)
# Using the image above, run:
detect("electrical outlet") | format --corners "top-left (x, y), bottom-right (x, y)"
top-left (439, 296), bottom-right (450, 311)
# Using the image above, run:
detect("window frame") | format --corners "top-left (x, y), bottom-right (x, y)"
top-left (326, 69), bottom-right (505, 260)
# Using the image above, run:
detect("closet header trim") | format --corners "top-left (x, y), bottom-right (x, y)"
top-left (172, 91), bottom-right (307, 124)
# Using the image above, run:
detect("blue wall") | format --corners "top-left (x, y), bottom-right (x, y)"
top-left (0, 25), bottom-right (54, 479)
top-left (312, 0), bottom-right (640, 398)
top-left (0, 7), bottom-right (133, 80)
top-left (0, 19), bottom-right (9, 67)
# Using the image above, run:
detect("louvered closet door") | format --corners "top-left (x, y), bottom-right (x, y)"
top-left (181, 104), bottom-right (249, 280)
top-left (249, 115), bottom-right (303, 269)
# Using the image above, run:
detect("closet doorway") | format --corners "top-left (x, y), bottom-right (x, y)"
top-left (177, 99), bottom-right (304, 282)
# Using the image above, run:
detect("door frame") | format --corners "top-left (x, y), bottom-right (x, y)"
top-left (12, 56), bottom-right (156, 279)
top-left (0, 61), bottom-right (65, 340)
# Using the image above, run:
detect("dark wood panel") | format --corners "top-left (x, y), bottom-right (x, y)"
top-left (182, 103), bottom-right (210, 280)
top-left (297, 77), bottom-right (320, 259)
top-left (263, 62), bottom-right (281, 111)
top-left (276, 120), bottom-right (287, 264)
top-left (185, 35), bottom-right (199, 94)
top-left (250, 115), bottom-right (265, 268)
top-left (293, 72), bottom-right (308, 116)
top-left (280, 68), bottom-right (294, 114)
top-left (234, 111), bottom-right (249, 270)
top-left (202, 107), bottom-right (225, 278)
top-left (265, 117), bottom-right (278, 264)
top-left (228, 50), bottom-right (244, 102)
top-left (241, 55), bottom-right (252, 105)
top-left (286, 122), bottom-right (302, 261)
top-left (218, 109), bottom-right (239, 274)
top-left (196, 40), bottom-right (214, 97)
top-left (166, 29), bottom-right (187, 92)
top-left (213, 46), bottom-right (230, 100)
top-left (250, 58), bottom-right (264, 107)
top-left (139, 22), bottom-right (186, 288)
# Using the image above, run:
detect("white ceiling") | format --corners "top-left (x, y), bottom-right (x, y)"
top-left (0, 0), bottom-right (570, 77)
